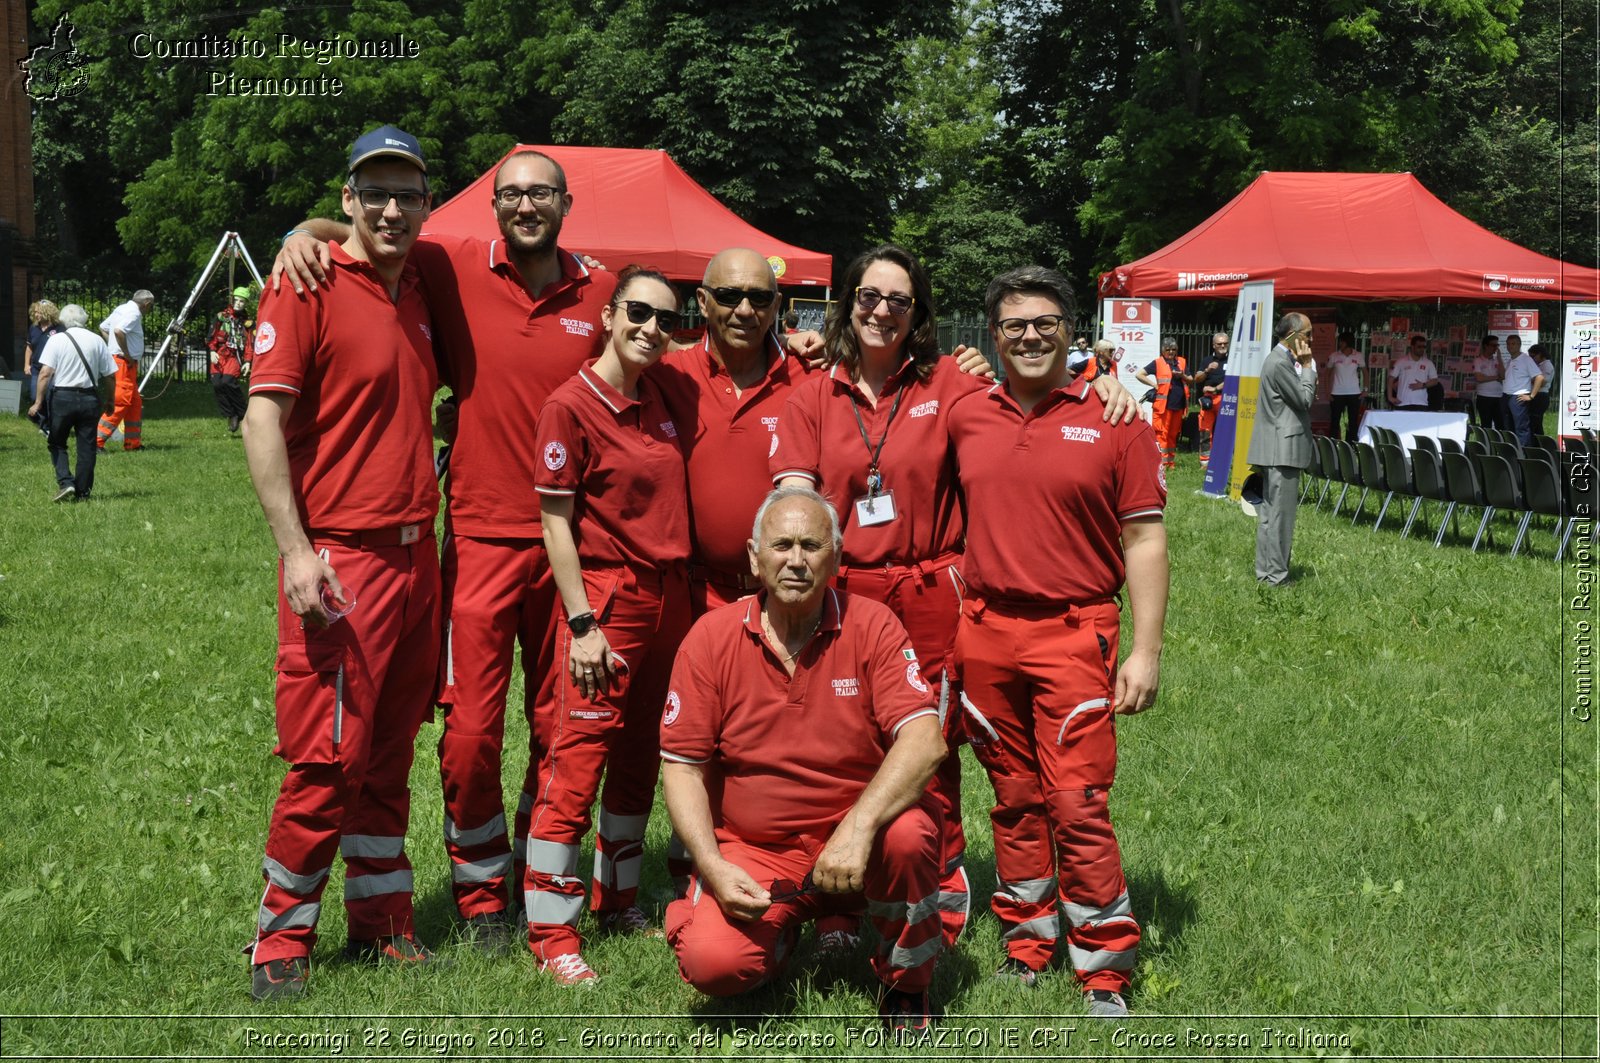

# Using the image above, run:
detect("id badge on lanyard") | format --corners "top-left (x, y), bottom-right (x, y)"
top-left (852, 388), bottom-right (905, 527)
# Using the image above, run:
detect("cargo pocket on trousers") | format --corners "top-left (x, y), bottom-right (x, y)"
top-left (273, 637), bottom-right (349, 765)
top-left (1052, 697), bottom-right (1117, 789)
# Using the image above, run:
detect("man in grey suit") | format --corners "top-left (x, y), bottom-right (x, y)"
top-left (1246, 312), bottom-right (1318, 585)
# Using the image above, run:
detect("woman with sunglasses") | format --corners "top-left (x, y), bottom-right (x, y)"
top-left (526, 266), bottom-right (693, 985)
top-left (772, 246), bottom-right (1136, 956)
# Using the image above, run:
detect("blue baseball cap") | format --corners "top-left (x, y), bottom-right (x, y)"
top-left (348, 125), bottom-right (427, 174)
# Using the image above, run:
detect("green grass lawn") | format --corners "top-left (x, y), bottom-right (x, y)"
top-left (0, 383), bottom-right (1591, 1060)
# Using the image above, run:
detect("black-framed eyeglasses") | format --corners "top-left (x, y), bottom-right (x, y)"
top-left (494, 184), bottom-right (564, 208)
top-left (618, 300), bottom-right (683, 332)
top-left (997, 314), bottom-right (1064, 339)
top-left (768, 874), bottom-right (818, 903)
top-left (854, 287), bottom-right (914, 316)
top-left (350, 186), bottom-right (428, 212)
top-left (704, 286), bottom-right (777, 310)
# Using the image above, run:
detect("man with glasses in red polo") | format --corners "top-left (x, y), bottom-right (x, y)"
top-left (244, 126), bottom-right (443, 1001)
top-left (948, 265), bottom-right (1168, 1018)
top-left (276, 150), bottom-right (619, 953)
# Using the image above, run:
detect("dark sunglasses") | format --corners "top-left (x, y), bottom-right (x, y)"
top-left (768, 873), bottom-right (818, 903)
top-left (854, 287), bottom-right (914, 316)
top-left (704, 286), bottom-right (777, 309)
top-left (618, 300), bottom-right (683, 332)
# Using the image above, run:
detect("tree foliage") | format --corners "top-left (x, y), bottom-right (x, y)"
top-left (552, 0), bottom-right (950, 282)
top-left (29, 0), bottom-right (1594, 299)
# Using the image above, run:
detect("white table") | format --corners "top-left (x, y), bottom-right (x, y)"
top-left (1358, 410), bottom-right (1469, 452)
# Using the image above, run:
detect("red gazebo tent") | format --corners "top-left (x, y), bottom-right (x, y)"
top-left (424, 145), bottom-right (832, 287)
top-left (1098, 172), bottom-right (1600, 303)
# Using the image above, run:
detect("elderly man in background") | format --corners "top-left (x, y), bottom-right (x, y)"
top-left (1247, 312), bottom-right (1318, 585)
top-left (29, 304), bottom-right (117, 502)
top-left (96, 289), bottom-right (154, 451)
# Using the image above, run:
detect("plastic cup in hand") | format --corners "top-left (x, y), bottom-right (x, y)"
top-left (320, 582), bottom-right (357, 623)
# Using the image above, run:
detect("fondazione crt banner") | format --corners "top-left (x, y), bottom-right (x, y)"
top-left (1202, 281), bottom-right (1275, 498)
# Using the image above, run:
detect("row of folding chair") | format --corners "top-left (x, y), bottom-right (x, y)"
top-left (1302, 434), bottom-right (1586, 559)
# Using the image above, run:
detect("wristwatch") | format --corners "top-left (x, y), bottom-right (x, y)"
top-left (567, 612), bottom-right (598, 637)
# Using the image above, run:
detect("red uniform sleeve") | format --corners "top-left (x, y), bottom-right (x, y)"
top-left (660, 620), bottom-right (721, 764)
top-left (248, 286), bottom-right (316, 396)
top-left (1113, 421), bottom-right (1168, 522)
top-left (864, 606), bottom-right (939, 738)
top-left (769, 376), bottom-right (824, 484)
top-left (532, 397), bottom-right (587, 496)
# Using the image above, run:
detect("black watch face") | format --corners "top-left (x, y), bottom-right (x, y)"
top-left (569, 614), bottom-right (594, 636)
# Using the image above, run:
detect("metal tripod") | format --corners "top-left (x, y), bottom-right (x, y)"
top-left (137, 231), bottom-right (266, 392)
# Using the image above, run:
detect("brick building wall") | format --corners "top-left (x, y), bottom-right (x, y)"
top-left (3, 0), bottom-right (39, 374)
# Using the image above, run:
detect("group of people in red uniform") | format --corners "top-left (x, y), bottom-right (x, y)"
top-left (245, 125), bottom-right (1171, 1032)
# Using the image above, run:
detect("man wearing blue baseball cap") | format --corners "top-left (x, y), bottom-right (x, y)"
top-left (243, 124), bottom-right (445, 1001)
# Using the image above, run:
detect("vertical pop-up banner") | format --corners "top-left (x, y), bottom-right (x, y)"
top-left (1101, 298), bottom-right (1161, 415)
top-left (1201, 281), bottom-right (1275, 498)
top-left (1560, 305), bottom-right (1599, 441)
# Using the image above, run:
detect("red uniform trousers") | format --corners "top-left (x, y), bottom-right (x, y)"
top-left (665, 804), bottom-right (942, 996)
top-left (670, 564), bottom-right (762, 892)
top-left (1152, 405), bottom-right (1183, 469)
top-left (252, 532), bottom-right (440, 965)
top-left (834, 551), bottom-right (969, 947)
top-left (1196, 403), bottom-right (1219, 458)
top-left (435, 534), bottom-right (561, 920)
top-left (96, 355), bottom-right (142, 450)
top-left (524, 564), bottom-right (691, 959)
top-left (951, 596), bottom-right (1139, 993)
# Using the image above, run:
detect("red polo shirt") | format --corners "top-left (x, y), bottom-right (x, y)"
top-left (948, 379), bottom-right (1166, 603)
top-left (770, 356), bottom-right (983, 565)
top-left (533, 364), bottom-right (691, 569)
top-left (250, 243), bottom-right (439, 531)
top-left (660, 589), bottom-right (937, 844)
top-left (413, 233), bottom-right (617, 538)
top-left (652, 335), bottom-right (813, 573)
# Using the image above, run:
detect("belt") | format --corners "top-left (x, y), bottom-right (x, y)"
top-left (307, 523), bottom-right (434, 548)
top-left (56, 386), bottom-right (97, 394)
top-left (688, 561), bottom-right (760, 592)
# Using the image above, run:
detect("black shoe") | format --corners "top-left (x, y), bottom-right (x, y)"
top-left (879, 986), bottom-right (938, 1036)
top-left (993, 956), bottom-right (1039, 988)
top-left (227, 415), bottom-right (240, 432)
top-left (462, 911), bottom-right (515, 956)
top-left (344, 932), bottom-right (446, 967)
top-left (250, 955), bottom-right (309, 1001)
top-left (1085, 988), bottom-right (1130, 1018)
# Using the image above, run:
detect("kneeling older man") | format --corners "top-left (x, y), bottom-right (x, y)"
top-left (660, 486), bottom-right (948, 1032)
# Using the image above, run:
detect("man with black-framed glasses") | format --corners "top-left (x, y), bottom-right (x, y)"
top-left (244, 125), bottom-right (443, 1001)
top-left (274, 147), bottom-right (622, 956)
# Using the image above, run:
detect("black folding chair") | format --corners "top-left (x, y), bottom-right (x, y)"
top-left (1490, 438), bottom-right (1523, 463)
top-left (1441, 452), bottom-right (1493, 551)
top-left (1439, 437), bottom-right (1464, 457)
top-left (1352, 441), bottom-right (1389, 528)
top-left (1466, 438), bottom-right (1488, 459)
top-left (1478, 454), bottom-right (1526, 555)
top-left (1301, 435), bottom-right (1326, 503)
top-left (1376, 442), bottom-right (1414, 534)
top-left (1313, 435), bottom-right (1339, 509)
top-left (1518, 456), bottom-right (1564, 560)
top-left (1411, 449), bottom-right (1452, 544)
top-left (1329, 440), bottom-right (1360, 518)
